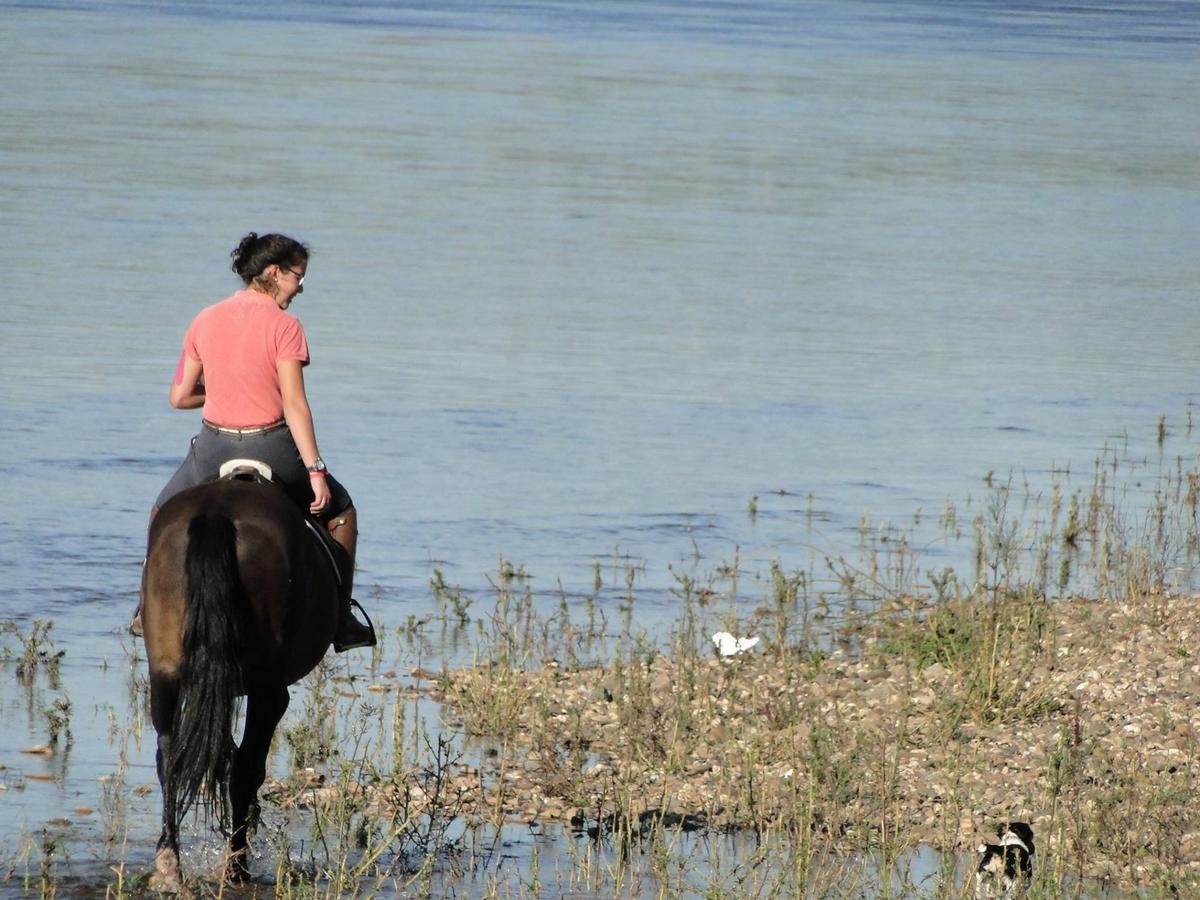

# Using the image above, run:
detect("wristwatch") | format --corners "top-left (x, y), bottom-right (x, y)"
top-left (306, 457), bottom-right (328, 474)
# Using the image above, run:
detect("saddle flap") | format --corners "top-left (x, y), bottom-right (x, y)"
top-left (219, 458), bottom-right (274, 481)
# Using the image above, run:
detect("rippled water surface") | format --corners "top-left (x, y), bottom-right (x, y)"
top-left (1, 0), bottom-right (1197, 891)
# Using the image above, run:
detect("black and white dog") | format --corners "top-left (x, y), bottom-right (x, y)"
top-left (974, 821), bottom-right (1035, 898)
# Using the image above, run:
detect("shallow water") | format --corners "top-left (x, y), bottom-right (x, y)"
top-left (1, 0), bottom-right (1198, 892)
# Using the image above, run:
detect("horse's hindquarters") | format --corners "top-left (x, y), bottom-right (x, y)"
top-left (140, 477), bottom-right (341, 884)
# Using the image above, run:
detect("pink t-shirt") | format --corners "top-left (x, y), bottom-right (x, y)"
top-left (180, 289), bottom-right (310, 427)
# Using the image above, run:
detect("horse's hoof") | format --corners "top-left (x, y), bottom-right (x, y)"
top-left (149, 848), bottom-right (183, 894)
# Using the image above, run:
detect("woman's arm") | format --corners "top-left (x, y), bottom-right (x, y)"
top-left (279, 358), bottom-right (320, 464)
top-left (279, 358), bottom-right (332, 514)
top-left (169, 353), bottom-right (206, 409)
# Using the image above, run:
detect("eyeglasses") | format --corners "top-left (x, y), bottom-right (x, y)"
top-left (282, 266), bottom-right (306, 287)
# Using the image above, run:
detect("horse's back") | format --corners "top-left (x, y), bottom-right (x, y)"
top-left (143, 477), bottom-right (337, 686)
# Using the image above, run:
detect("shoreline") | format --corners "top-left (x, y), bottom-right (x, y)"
top-left (378, 589), bottom-right (1200, 890)
top-left (7, 587), bottom-right (1200, 895)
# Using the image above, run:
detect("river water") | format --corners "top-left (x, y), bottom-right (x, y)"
top-left (1, 0), bottom-right (1197, 893)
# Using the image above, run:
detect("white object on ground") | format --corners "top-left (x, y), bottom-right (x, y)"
top-left (711, 632), bottom-right (760, 657)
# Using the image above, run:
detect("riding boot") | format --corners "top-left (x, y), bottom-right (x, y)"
top-left (326, 507), bottom-right (376, 652)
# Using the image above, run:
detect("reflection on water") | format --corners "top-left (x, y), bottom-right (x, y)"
top-left (0, 0), bottom-right (1197, 892)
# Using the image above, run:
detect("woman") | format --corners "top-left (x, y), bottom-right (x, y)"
top-left (133, 232), bottom-right (375, 652)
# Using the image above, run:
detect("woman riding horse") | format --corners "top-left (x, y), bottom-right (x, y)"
top-left (139, 232), bottom-right (378, 886)
top-left (136, 232), bottom-right (373, 652)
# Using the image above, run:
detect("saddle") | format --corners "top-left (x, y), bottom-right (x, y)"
top-left (217, 459), bottom-right (350, 589)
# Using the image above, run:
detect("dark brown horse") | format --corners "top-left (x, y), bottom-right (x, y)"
top-left (140, 471), bottom-right (341, 891)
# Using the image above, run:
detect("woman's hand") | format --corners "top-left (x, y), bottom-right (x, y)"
top-left (310, 473), bottom-right (332, 515)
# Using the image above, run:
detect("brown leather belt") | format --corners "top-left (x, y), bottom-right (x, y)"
top-left (202, 418), bottom-right (286, 437)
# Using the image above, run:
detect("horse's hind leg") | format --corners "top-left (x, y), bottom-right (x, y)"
top-left (148, 673), bottom-right (184, 893)
top-left (226, 684), bottom-right (289, 881)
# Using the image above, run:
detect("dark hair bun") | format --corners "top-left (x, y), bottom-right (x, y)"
top-left (230, 232), bottom-right (261, 280)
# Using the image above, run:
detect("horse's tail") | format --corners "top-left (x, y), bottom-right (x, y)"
top-left (170, 512), bottom-right (243, 832)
